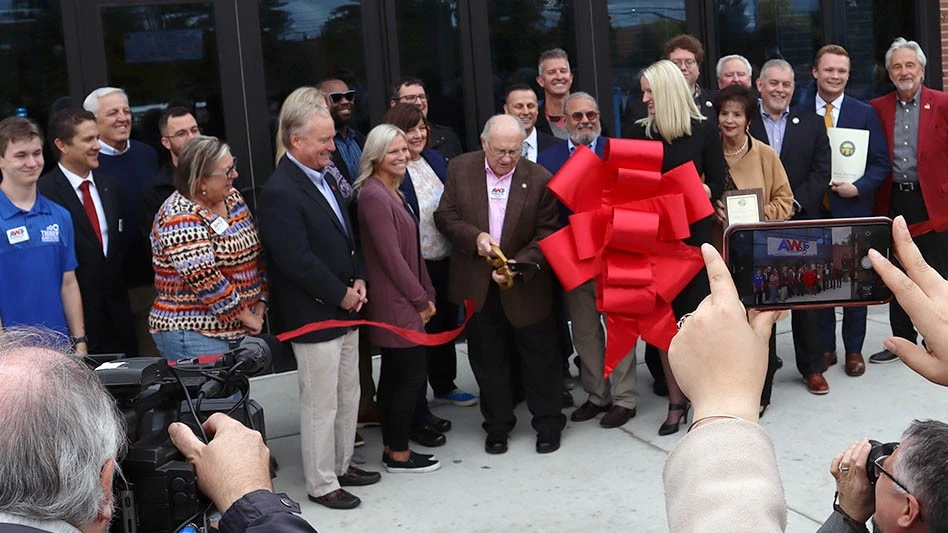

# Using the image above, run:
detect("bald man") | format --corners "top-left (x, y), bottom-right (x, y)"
top-left (435, 114), bottom-right (566, 455)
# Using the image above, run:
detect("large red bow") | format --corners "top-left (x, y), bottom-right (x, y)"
top-left (538, 140), bottom-right (713, 377)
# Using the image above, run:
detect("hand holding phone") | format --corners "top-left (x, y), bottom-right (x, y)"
top-left (723, 217), bottom-right (893, 310)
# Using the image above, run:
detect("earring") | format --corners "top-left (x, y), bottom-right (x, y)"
top-left (201, 189), bottom-right (207, 196)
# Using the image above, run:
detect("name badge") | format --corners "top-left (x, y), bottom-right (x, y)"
top-left (210, 217), bottom-right (230, 235)
top-left (489, 186), bottom-right (508, 200)
top-left (6, 226), bottom-right (29, 244)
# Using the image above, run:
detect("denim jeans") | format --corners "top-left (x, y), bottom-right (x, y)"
top-left (152, 330), bottom-right (234, 361)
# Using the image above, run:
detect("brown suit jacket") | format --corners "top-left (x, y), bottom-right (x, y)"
top-left (434, 151), bottom-right (559, 328)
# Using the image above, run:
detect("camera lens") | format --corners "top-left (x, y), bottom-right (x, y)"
top-left (866, 440), bottom-right (899, 484)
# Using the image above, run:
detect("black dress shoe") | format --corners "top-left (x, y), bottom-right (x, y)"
top-left (775, 356), bottom-right (784, 369)
top-left (410, 425), bottom-right (446, 447)
top-left (561, 390), bottom-right (575, 408)
top-left (536, 431), bottom-right (561, 454)
top-left (308, 488), bottom-right (361, 509)
top-left (338, 465), bottom-right (382, 487)
top-left (570, 400), bottom-right (611, 422)
top-left (869, 349), bottom-right (899, 364)
top-left (428, 413), bottom-right (452, 433)
top-left (485, 435), bottom-right (508, 454)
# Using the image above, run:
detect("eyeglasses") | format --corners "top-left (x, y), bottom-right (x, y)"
top-left (873, 451), bottom-right (912, 495)
top-left (397, 93), bottom-right (428, 103)
top-left (722, 71), bottom-right (749, 79)
top-left (486, 143), bottom-right (520, 159)
top-left (207, 157), bottom-right (238, 179)
top-left (329, 90), bottom-right (356, 103)
top-left (671, 58), bottom-right (698, 68)
top-left (569, 110), bottom-right (600, 122)
top-left (164, 126), bottom-right (201, 140)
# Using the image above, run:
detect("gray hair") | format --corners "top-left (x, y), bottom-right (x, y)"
top-left (83, 87), bottom-right (128, 116)
top-left (759, 59), bottom-right (793, 80)
top-left (279, 100), bottom-right (332, 155)
top-left (354, 123), bottom-right (407, 190)
top-left (275, 87), bottom-right (330, 165)
top-left (716, 55), bottom-right (752, 78)
top-left (480, 114), bottom-right (526, 143)
top-left (885, 37), bottom-right (927, 71)
top-left (175, 136), bottom-right (232, 198)
top-left (0, 327), bottom-right (126, 526)
top-left (562, 91), bottom-right (599, 115)
top-left (893, 420), bottom-right (948, 530)
top-left (538, 48), bottom-right (571, 76)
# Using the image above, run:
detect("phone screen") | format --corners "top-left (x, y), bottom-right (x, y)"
top-left (725, 219), bottom-right (893, 310)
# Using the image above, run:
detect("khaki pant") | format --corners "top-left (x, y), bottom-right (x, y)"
top-left (292, 329), bottom-right (360, 497)
top-left (565, 280), bottom-right (638, 409)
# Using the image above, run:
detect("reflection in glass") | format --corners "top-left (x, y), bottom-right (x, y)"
top-left (259, 0), bottom-right (367, 155)
top-left (607, 1), bottom-right (686, 136)
top-left (395, 0), bottom-right (465, 149)
top-left (843, 1), bottom-right (913, 101)
top-left (0, 0), bottom-right (68, 172)
top-left (488, 1), bottom-right (576, 114)
top-left (100, 2), bottom-right (224, 158)
top-left (717, 0), bottom-right (821, 106)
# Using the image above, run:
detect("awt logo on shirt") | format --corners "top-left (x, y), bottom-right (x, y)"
top-left (41, 224), bottom-right (60, 243)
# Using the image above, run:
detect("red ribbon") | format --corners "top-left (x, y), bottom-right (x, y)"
top-left (276, 299), bottom-right (476, 346)
top-left (538, 140), bottom-right (712, 377)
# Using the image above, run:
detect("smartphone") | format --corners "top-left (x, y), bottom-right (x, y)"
top-left (723, 217), bottom-right (893, 310)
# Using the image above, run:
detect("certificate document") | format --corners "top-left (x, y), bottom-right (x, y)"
top-left (723, 188), bottom-right (764, 227)
top-left (827, 127), bottom-right (869, 183)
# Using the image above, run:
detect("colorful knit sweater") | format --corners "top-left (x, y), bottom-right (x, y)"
top-left (149, 189), bottom-right (267, 338)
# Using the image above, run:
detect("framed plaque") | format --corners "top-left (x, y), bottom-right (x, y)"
top-left (723, 188), bottom-right (764, 227)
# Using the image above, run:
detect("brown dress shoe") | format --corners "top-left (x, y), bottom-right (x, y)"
top-left (570, 400), bottom-right (611, 422)
top-left (804, 373), bottom-right (830, 395)
top-left (823, 351), bottom-right (837, 371)
top-left (600, 406), bottom-right (636, 428)
top-left (845, 352), bottom-right (866, 377)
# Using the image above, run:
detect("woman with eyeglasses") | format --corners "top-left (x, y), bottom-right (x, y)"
top-left (626, 59), bottom-right (727, 436)
top-left (149, 136), bottom-right (267, 360)
top-left (355, 124), bottom-right (440, 473)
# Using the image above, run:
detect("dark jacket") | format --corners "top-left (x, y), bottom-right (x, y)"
top-left (330, 128), bottom-right (366, 184)
top-left (429, 123), bottom-right (464, 161)
top-left (37, 168), bottom-right (136, 355)
top-left (256, 156), bottom-right (364, 343)
top-left (399, 148), bottom-right (448, 216)
top-left (749, 107), bottom-right (832, 219)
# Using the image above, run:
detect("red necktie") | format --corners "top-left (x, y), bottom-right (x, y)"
top-left (78, 180), bottom-right (103, 245)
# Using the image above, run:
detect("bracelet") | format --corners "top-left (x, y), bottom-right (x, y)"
top-left (687, 414), bottom-right (745, 433)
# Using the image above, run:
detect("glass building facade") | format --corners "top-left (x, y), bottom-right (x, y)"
top-left (1, 0), bottom-right (942, 190)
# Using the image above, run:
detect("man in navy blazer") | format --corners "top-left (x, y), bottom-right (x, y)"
top-left (749, 59), bottom-right (833, 395)
top-left (39, 108), bottom-right (135, 356)
top-left (802, 45), bottom-right (891, 377)
top-left (256, 104), bottom-right (379, 510)
top-left (538, 92), bottom-right (639, 429)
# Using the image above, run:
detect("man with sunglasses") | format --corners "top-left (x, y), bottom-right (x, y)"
top-left (538, 92), bottom-right (640, 430)
top-left (390, 76), bottom-right (464, 161)
top-left (317, 78), bottom-right (365, 185)
top-left (818, 420), bottom-right (948, 532)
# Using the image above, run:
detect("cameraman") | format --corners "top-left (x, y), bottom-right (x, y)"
top-left (818, 421), bottom-right (948, 532)
top-left (0, 328), bottom-right (316, 533)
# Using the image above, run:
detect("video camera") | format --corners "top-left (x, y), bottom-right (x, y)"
top-left (92, 336), bottom-right (276, 533)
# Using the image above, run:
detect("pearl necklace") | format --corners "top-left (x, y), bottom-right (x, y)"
top-left (724, 135), bottom-right (748, 157)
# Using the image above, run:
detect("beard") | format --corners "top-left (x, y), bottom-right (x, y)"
top-left (570, 125), bottom-right (601, 146)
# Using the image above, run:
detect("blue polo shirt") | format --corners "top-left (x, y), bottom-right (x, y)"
top-left (0, 189), bottom-right (77, 335)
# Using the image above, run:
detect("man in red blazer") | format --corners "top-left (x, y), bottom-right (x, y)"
top-left (870, 38), bottom-right (948, 363)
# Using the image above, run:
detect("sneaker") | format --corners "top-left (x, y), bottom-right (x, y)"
top-left (382, 451), bottom-right (441, 473)
top-left (869, 349), bottom-right (899, 364)
top-left (434, 388), bottom-right (478, 407)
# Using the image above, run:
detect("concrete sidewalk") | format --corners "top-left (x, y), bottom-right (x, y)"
top-left (250, 303), bottom-right (948, 532)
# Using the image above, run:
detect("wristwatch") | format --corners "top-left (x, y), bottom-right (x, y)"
top-left (70, 335), bottom-right (88, 345)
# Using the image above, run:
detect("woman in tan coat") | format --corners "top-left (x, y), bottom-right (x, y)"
top-left (712, 84), bottom-right (794, 236)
